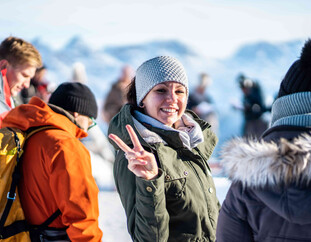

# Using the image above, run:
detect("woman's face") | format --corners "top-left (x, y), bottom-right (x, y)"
top-left (142, 81), bottom-right (187, 127)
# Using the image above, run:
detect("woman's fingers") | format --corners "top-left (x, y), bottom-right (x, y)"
top-left (108, 133), bottom-right (132, 153)
top-left (126, 125), bottom-right (144, 151)
top-left (110, 125), bottom-right (159, 179)
top-left (109, 125), bottom-right (144, 153)
top-left (127, 158), bottom-right (147, 169)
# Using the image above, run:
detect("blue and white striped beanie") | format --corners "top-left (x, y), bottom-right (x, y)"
top-left (135, 56), bottom-right (188, 106)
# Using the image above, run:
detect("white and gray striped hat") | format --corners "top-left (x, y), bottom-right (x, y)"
top-left (135, 56), bottom-right (188, 106)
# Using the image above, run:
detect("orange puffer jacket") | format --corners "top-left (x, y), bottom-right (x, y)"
top-left (2, 97), bottom-right (103, 242)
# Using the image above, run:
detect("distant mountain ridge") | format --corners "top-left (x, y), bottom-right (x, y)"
top-left (28, 36), bottom-right (305, 151)
top-left (30, 36), bottom-right (304, 96)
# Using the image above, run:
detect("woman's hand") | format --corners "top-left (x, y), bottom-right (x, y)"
top-left (109, 124), bottom-right (159, 180)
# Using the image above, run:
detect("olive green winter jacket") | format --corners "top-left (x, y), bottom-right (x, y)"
top-left (108, 104), bottom-right (220, 242)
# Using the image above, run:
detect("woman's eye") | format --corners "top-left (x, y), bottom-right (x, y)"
top-left (176, 90), bottom-right (185, 94)
top-left (156, 89), bottom-right (166, 93)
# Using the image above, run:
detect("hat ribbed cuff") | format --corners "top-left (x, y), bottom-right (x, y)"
top-left (271, 92), bottom-right (311, 127)
top-left (67, 96), bottom-right (97, 118)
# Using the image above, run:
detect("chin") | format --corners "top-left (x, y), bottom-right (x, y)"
top-left (10, 91), bottom-right (17, 97)
top-left (163, 119), bottom-right (176, 127)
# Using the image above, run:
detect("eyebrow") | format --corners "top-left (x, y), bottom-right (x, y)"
top-left (159, 82), bottom-right (184, 88)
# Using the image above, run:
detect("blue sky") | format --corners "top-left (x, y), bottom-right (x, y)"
top-left (1, 0), bottom-right (311, 58)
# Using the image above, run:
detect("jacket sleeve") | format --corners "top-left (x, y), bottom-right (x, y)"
top-left (114, 150), bottom-right (170, 242)
top-left (0, 110), bottom-right (9, 128)
top-left (216, 182), bottom-right (254, 242)
top-left (47, 138), bottom-right (103, 242)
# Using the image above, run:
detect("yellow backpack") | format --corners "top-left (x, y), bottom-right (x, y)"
top-left (0, 127), bottom-right (61, 241)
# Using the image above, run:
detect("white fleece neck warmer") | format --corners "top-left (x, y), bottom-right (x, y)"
top-left (133, 110), bottom-right (204, 150)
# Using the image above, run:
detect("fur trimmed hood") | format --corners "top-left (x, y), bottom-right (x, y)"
top-left (221, 134), bottom-right (311, 188)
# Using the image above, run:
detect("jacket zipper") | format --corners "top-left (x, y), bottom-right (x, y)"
top-left (194, 147), bottom-right (212, 175)
top-left (179, 148), bottom-right (209, 206)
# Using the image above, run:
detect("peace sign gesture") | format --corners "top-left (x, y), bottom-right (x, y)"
top-left (109, 125), bottom-right (159, 180)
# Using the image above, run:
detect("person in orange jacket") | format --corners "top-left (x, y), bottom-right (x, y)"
top-left (0, 36), bottom-right (42, 126)
top-left (2, 82), bottom-right (103, 241)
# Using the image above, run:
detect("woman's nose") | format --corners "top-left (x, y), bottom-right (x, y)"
top-left (23, 78), bottom-right (31, 88)
top-left (166, 92), bottom-right (177, 102)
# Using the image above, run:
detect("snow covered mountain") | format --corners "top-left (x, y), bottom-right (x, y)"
top-left (31, 36), bottom-right (306, 156)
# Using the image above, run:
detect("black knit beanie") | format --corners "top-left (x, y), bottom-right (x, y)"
top-left (49, 82), bottom-right (98, 119)
top-left (278, 39), bottom-right (311, 98)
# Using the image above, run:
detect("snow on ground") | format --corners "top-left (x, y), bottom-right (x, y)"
top-left (98, 177), bottom-right (231, 242)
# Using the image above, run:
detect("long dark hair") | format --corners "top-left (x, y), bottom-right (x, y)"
top-left (126, 77), bottom-right (145, 112)
top-left (126, 77), bottom-right (137, 106)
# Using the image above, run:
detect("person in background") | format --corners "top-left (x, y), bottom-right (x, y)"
top-left (70, 61), bottom-right (115, 176)
top-left (2, 82), bottom-right (103, 241)
top-left (19, 65), bottom-right (53, 104)
top-left (187, 73), bottom-right (219, 134)
top-left (0, 36), bottom-right (42, 124)
top-left (217, 39), bottom-right (311, 242)
top-left (71, 62), bottom-right (87, 84)
top-left (108, 56), bottom-right (220, 241)
top-left (102, 65), bottom-right (134, 123)
top-left (234, 73), bottom-right (268, 138)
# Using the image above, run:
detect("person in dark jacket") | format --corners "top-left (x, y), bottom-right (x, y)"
top-left (216, 39), bottom-right (311, 242)
top-left (187, 73), bottom-right (219, 134)
top-left (102, 65), bottom-right (134, 123)
top-left (108, 56), bottom-right (220, 242)
top-left (235, 74), bottom-right (268, 138)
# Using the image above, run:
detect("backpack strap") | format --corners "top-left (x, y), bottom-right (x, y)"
top-left (0, 210), bottom-right (62, 240)
top-left (0, 220), bottom-right (28, 239)
top-left (33, 209), bottom-right (62, 230)
top-left (28, 209), bottom-right (70, 242)
top-left (0, 128), bottom-right (23, 239)
top-left (26, 125), bottom-right (57, 139)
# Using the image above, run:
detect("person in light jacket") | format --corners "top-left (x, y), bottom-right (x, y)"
top-left (216, 39), bottom-right (311, 242)
top-left (108, 56), bottom-right (220, 242)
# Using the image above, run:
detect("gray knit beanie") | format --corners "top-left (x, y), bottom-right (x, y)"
top-left (135, 56), bottom-right (188, 106)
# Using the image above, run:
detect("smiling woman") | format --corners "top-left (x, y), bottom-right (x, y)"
top-left (108, 56), bottom-right (220, 242)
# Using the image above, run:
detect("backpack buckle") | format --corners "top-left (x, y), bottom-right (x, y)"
top-left (7, 192), bottom-right (16, 200)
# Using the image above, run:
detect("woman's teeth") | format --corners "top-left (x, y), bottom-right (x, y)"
top-left (162, 108), bottom-right (177, 113)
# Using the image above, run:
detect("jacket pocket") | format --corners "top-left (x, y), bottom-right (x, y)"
top-left (164, 174), bottom-right (187, 200)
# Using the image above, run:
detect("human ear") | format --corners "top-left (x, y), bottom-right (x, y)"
top-left (139, 102), bottom-right (145, 108)
top-left (0, 59), bottom-right (8, 70)
top-left (73, 112), bottom-right (79, 118)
